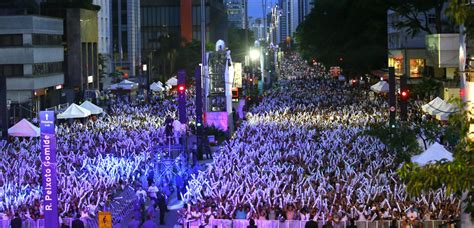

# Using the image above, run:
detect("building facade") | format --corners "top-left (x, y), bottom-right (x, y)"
top-left (42, 2), bottom-right (100, 103)
top-left (93, 0), bottom-right (113, 89)
top-left (278, 0), bottom-right (313, 45)
top-left (140, 0), bottom-right (227, 81)
top-left (112, 0), bottom-right (141, 79)
top-left (225, 0), bottom-right (244, 29)
top-left (387, 10), bottom-right (431, 78)
top-left (387, 7), bottom-right (458, 80)
top-left (268, 5), bottom-right (281, 45)
top-left (0, 15), bottom-right (64, 123)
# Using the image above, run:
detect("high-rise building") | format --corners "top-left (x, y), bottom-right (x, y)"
top-left (269, 5), bottom-right (281, 45)
top-left (225, 0), bottom-right (244, 29)
top-left (41, 1), bottom-right (100, 103)
top-left (250, 18), bottom-right (265, 40)
top-left (93, 0), bottom-right (113, 89)
top-left (140, 0), bottom-right (227, 81)
top-left (0, 15), bottom-right (65, 124)
top-left (112, 0), bottom-right (141, 79)
top-left (278, 0), bottom-right (313, 44)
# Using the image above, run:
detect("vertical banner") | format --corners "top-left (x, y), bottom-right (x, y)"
top-left (39, 111), bottom-right (59, 228)
top-left (234, 62), bottom-right (242, 88)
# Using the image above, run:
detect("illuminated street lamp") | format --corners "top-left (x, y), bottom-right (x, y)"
top-left (250, 49), bottom-right (260, 61)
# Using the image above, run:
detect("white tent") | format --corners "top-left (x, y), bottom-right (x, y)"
top-left (422, 97), bottom-right (444, 113)
top-left (57, 103), bottom-right (92, 119)
top-left (166, 76), bottom-right (178, 86)
top-left (422, 97), bottom-right (458, 119)
top-left (150, 82), bottom-right (165, 92)
top-left (411, 142), bottom-right (453, 166)
top-left (80, 101), bottom-right (104, 115)
top-left (110, 79), bottom-right (139, 90)
top-left (370, 81), bottom-right (389, 93)
top-left (173, 120), bottom-right (186, 134)
top-left (8, 119), bottom-right (40, 137)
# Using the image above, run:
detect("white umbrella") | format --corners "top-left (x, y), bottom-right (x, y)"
top-left (57, 103), bottom-right (92, 119)
top-left (370, 81), bottom-right (389, 93)
top-left (8, 119), bottom-right (40, 137)
top-left (80, 101), bottom-right (104, 115)
top-left (411, 142), bottom-right (453, 166)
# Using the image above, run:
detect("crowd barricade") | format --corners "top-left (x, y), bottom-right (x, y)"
top-left (0, 188), bottom-right (137, 228)
top-left (186, 219), bottom-right (450, 228)
top-left (109, 186), bottom-right (138, 225)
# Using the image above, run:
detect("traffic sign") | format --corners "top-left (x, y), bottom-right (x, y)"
top-left (390, 106), bottom-right (395, 112)
top-left (98, 212), bottom-right (112, 228)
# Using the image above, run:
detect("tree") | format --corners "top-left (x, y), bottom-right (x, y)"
top-left (175, 40), bottom-right (201, 81)
top-left (446, 0), bottom-right (474, 36)
top-left (398, 102), bottom-right (474, 219)
top-left (226, 28), bottom-right (255, 62)
top-left (387, 0), bottom-right (455, 36)
top-left (364, 122), bottom-right (421, 163)
top-left (295, 0), bottom-right (388, 75)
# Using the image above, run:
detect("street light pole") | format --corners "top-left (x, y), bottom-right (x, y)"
top-left (194, 0), bottom-right (207, 161)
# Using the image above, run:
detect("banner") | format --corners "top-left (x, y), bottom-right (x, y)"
top-left (39, 111), bottom-right (59, 228)
top-left (205, 112), bottom-right (228, 131)
top-left (233, 62), bottom-right (242, 88)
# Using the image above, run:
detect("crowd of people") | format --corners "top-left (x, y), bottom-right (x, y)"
top-left (0, 86), bottom-right (197, 226)
top-left (0, 52), bottom-right (461, 227)
top-left (181, 54), bottom-right (461, 226)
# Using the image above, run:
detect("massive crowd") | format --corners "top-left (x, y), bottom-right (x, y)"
top-left (0, 87), bottom-right (196, 226)
top-left (0, 53), bottom-right (461, 227)
top-left (181, 54), bottom-right (461, 226)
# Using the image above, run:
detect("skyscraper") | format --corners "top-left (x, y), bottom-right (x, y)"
top-left (93, 0), bottom-right (113, 88)
top-left (112, 0), bottom-right (141, 78)
top-left (41, 1), bottom-right (100, 102)
top-left (225, 0), bottom-right (245, 29)
top-left (278, 0), bottom-right (313, 44)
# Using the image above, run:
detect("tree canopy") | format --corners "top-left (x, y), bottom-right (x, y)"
top-left (295, 0), bottom-right (388, 76)
top-left (387, 0), bottom-right (455, 36)
top-left (227, 28), bottom-right (255, 62)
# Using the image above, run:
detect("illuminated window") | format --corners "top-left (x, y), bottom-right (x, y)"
top-left (409, 59), bottom-right (425, 77)
top-left (388, 57), bottom-right (403, 76)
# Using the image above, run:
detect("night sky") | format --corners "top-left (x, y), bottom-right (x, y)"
top-left (247, 0), bottom-right (276, 18)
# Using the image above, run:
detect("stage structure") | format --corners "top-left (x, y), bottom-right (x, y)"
top-left (204, 40), bottom-right (234, 133)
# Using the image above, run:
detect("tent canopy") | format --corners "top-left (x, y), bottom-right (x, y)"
top-left (422, 97), bottom-right (458, 120)
top-left (173, 120), bottom-right (186, 133)
top-left (166, 76), bottom-right (178, 86)
top-left (370, 81), bottom-right (389, 93)
top-left (80, 101), bottom-right (104, 115)
top-left (150, 82), bottom-right (165, 92)
top-left (57, 103), bottom-right (92, 119)
top-left (8, 119), bottom-right (40, 137)
top-left (411, 142), bottom-right (453, 166)
top-left (110, 79), bottom-right (139, 90)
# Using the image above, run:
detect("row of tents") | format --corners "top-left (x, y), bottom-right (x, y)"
top-left (370, 81), bottom-right (458, 120)
top-left (108, 77), bottom-right (178, 92)
top-left (7, 101), bottom-right (103, 137)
